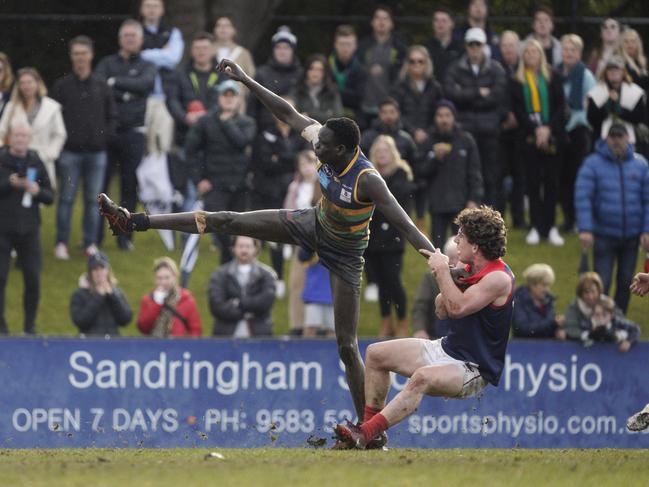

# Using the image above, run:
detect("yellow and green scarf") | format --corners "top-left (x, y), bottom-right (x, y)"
top-left (523, 69), bottom-right (550, 124)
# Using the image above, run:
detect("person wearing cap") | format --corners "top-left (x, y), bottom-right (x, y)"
top-left (166, 31), bottom-right (222, 212)
top-left (0, 123), bottom-right (53, 335)
top-left (418, 99), bottom-right (483, 249)
top-left (444, 26), bottom-right (506, 212)
top-left (575, 122), bottom-right (649, 313)
top-left (453, 0), bottom-right (501, 60)
top-left (247, 26), bottom-right (302, 133)
top-left (511, 39), bottom-right (567, 247)
top-left (587, 55), bottom-right (646, 148)
top-left (357, 5), bottom-right (407, 128)
top-left (185, 77), bottom-right (256, 264)
top-left (69, 251), bottom-right (133, 337)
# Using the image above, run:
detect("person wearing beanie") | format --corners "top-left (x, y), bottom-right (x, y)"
top-left (247, 26), bottom-right (302, 133)
top-left (69, 251), bottom-right (133, 337)
top-left (418, 99), bottom-right (484, 249)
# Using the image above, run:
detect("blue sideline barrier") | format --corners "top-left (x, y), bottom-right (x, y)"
top-left (0, 338), bottom-right (648, 448)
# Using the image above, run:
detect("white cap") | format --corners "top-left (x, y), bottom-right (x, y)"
top-left (465, 27), bottom-right (487, 44)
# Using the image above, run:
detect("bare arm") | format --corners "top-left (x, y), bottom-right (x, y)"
top-left (218, 59), bottom-right (314, 134)
top-left (357, 171), bottom-right (435, 254)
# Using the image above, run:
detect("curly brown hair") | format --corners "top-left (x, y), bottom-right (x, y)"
top-left (454, 206), bottom-right (507, 261)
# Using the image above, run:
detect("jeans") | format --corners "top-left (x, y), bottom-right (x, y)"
top-left (56, 150), bottom-right (107, 247)
top-left (593, 235), bottom-right (639, 313)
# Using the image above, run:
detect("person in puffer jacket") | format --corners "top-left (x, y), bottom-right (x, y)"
top-left (575, 122), bottom-right (649, 313)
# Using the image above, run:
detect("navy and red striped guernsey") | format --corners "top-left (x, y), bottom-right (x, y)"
top-left (440, 258), bottom-right (515, 386)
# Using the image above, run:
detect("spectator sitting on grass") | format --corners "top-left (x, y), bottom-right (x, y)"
top-left (512, 263), bottom-right (566, 339)
top-left (581, 295), bottom-right (639, 352)
top-left (137, 257), bottom-right (202, 337)
top-left (69, 252), bottom-right (132, 337)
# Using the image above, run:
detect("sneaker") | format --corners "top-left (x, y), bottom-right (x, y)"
top-left (627, 404), bottom-right (649, 431)
top-left (333, 421), bottom-right (368, 450)
top-left (548, 227), bottom-right (565, 246)
top-left (364, 283), bottom-right (379, 302)
top-left (97, 193), bottom-right (133, 236)
top-left (525, 227), bottom-right (540, 245)
top-left (84, 244), bottom-right (98, 257)
top-left (54, 243), bottom-right (70, 260)
top-left (276, 280), bottom-right (286, 299)
top-left (365, 431), bottom-right (388, 450)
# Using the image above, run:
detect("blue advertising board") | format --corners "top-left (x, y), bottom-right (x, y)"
top-left (0, 338), bottom-right (648, 448)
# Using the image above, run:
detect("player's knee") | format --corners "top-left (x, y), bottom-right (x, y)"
top-left (408, 369), bottom-right (436, 393)
top-left (365, 343), bottom-right (387, 368)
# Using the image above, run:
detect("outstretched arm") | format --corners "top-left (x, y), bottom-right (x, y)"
top-left (218, 59), bottom-right (314, 134)
top-left (357, 171), bottom-right (434, 254)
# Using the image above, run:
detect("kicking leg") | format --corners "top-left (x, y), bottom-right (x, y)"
top-left (331, 272), bottom-right (365, 419)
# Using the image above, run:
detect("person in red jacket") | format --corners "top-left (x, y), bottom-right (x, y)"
top-left (137, 256), bottom-right (202, 337)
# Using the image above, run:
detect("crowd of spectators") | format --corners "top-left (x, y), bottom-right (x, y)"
top-left (0, 0), bottom-right (647, 350)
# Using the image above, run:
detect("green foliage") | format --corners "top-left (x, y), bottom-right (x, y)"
top-left (3, 194), bottom-right (646, 338)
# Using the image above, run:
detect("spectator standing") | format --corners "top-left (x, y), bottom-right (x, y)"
top-left (453, 0), bottom-right (501, 60)
top-left (328, 25), bottom-right (366, 121)
top-left (587, 56), bottom-right (646, 147)
top-left (139, 0), bottom-right (184, 156)
top-left (426, 7), bottom-right (463, 83)
top-left (213, 15), bottom-right (255, 111)
top-left (52, 36), bottom-right (117, 260)
top-left (283, 150), bottom-right (320, 336)
top-left (301, 255), bottom-right (335, 338)
top-left (512, 263), bottom-right (566, 339)
top-left (364, 135), bottom-right (415, 337)
top-left (526, 6), bottom-right (561, 68)
top-left (357, 5), bottom-right (407, 127)
top-left (208, 236), bottom-right (277, 337)
top-left (247, 26), bottom-right (301, 133)
top-left (0, 123), bottom-right (53, 335)
top-left (137, 257), bottom-right (202, 337)
top-left (0, 53), bottom-right (14, 119)
top-left (70, 252), bottom-right (132, 337)
top-left (292, 54), bottom-right (343, 124)
top-left (621, 29), bottom-right (649, 92)
top-left (576, 123), bottom-right (649, 313)
top-left (511, 40), bottom-right (566, 246)
top-left (411, 237), bottom-right (458, 339)
top-left (444, 28), bottom-right (507, 211)
top-left (558, 35), bottom-right (596, 233)
top-left (0, 68), bottom-right (66, 188)
top-left (587, 18), bottom-right (622, 76)
top-left (419, 100), bottom-right (483, 249)
top-left (166, 32), bottom-right (220, 212)
top-left (95, 19), bottom-right (156, 250)
top-left (251, 104), bottom-right (308, 291)
top-left (581, 295), bottom-right (639, 352)
top-left (498, 31), bottom-right (525, 228)
top-left (185, 80), bottom-right (256, 264)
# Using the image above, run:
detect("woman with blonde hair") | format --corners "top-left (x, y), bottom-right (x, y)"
top-left (512, 263), bottom-right (565, 339)
top-left (0, 53), bottom-right (14, 119)
top-left (621, 28), bottom-right (648, 92)
top-left (511, 39), bottom-right (566, 247)
top-left (365, 135), bottom-right (415, 337)
top-left (0, 67), bottom-right (66, 186)
top-left (137, 256), bottom-right (202, 337)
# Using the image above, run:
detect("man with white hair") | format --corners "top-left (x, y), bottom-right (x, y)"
top-left (95, 19), bottom-right (157, 251)
top-left (0, 123), bottom-right (53, 335)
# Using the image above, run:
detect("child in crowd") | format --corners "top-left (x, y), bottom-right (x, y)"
top-left (581, 295), bottom-right (640, 352)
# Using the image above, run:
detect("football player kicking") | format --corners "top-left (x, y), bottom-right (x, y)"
top-left (334, 207), bottom-right (514, 449)
top-left (626, 272), bottom-right (649, 432)
top-left (98, 58), bottom-right (442, 448)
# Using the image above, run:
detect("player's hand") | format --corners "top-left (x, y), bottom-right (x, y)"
top-left (630, 272), bottom-right (649, 297)
top-left (421, 248), bottom-right (449, 276)
top-left (435, 293), bottom-right (448, 319)
top-left (217, 59), bottom-right (248, 83)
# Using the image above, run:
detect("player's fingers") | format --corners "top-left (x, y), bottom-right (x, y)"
top-left (419, 249), bottom-right (433, 257)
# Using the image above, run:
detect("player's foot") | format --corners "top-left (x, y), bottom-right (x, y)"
top-left (365, 431), bottom-right (388, 450)
top-left (333, 421), bottom-right (368, 450)
top-left (329, 438), bottom-right (354, 450)
top-left (627, 405), bottom-right (649, 431)
top-left (97, 193), bottom-right (133, 236)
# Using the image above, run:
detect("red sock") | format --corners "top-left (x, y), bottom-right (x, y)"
top-left (360, 413), bottom-right (389, 442)
top-left (363, 404), bottom-right (382, 424)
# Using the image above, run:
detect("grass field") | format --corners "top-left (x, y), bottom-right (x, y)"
top-left (4, 193), bottom-right (648, 337)
top-left (1, 448), bottom-right (648, 486)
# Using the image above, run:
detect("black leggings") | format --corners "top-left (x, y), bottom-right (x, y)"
top-left (364, 250), bottom-right (407, 319)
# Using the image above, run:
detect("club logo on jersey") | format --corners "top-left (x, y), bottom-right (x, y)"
top-left (340, 186), bottom-right (352, 203)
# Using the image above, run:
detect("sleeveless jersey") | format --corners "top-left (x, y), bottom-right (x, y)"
top-left (440, 258), bottom-right (515, 386)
